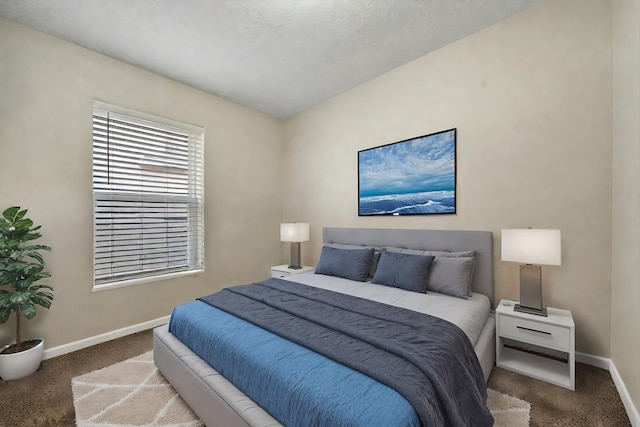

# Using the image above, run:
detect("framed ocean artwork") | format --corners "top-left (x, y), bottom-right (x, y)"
top-left (358, 128), bottom-right (456, 216)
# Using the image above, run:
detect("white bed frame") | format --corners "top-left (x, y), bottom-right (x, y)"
top-left (154, 227), bottom-right (496, 427)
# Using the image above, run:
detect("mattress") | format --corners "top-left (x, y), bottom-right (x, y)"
top-left (284, 271), bottom-right (491, 346)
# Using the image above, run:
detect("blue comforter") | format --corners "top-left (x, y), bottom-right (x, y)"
top-left (169, 279), bottom-right (492, 427)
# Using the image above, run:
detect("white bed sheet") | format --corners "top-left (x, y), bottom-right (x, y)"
top-left (283, 272), bottom-right (491, 346)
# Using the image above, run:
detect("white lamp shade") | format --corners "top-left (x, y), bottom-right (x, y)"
top-left (501, 229), bottom-right (561, 266)
top-left (280, 223), bottom-right (309, 242)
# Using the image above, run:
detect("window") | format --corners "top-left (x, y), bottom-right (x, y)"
top-left (92, 101), bottom-right (204, 290)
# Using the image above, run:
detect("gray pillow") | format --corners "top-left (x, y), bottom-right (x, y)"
top-left (385, 246), bottom-right (475, 298)
top-left (428, 256), bottom-right (475, 299)
top-left (315, 246), bottom-right (374, 282)
top-left (325, 243), bottom-right (382, 279)
top-left (385, 246), bottom-right (474, 258)
top-left (371, 250), bottom-right (435, 293)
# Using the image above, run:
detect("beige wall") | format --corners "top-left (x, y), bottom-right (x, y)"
top-left (0, 17), bottom-right (284, 348)
top-left (283, 0), bottom-right (613, 357)
top-left (612, 0), bottom-right (640, 415)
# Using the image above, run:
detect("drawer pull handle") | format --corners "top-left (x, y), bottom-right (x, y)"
top-left (517, 326), bottom-right (551, 335)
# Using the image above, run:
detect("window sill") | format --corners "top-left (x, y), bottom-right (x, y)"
top-left (92, 268), bottom-right (204, 292)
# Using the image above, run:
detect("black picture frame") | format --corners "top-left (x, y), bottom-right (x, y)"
top-left (358, 128), bottom-right (457, 216)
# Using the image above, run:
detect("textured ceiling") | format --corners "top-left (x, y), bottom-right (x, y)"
top-left (0, 1), bottom-right (541, 119)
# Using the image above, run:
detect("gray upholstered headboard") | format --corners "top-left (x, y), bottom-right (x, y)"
top-left (322, 227), bottom-right (494, 306)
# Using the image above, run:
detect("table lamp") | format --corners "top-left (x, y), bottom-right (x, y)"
top-left (501, 228), bottom-right (561, 316)
top-left (280, 223), bottom-right (309, 269)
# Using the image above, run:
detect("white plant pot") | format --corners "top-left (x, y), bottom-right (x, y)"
top-left (0, 339), bottom-right (44, 380)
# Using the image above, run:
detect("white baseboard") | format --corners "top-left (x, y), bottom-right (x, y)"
top-left (43, 315), bottom-right (170, 360)
top-left (576, 351), bottom-right (639, 427)
top-left (610, 360), bottom-right (640, 427)
top-left (575, 351), bottom-right (610, 370)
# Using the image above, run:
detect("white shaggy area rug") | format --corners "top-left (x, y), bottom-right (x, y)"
top-left (72, 351), bottom-right (202, 427)
top-left (72, 351), bottom-right (530, 427)
top-left (487, 388), bottom-right (531, 427)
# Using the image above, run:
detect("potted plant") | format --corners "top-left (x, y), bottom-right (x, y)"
top-left (0, 206), bottom-right (53, 380)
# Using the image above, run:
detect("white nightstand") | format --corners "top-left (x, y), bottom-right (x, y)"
top-left (496, 299), bottom-right (575, 390)
top-left (271, 265), bottom-right (315, 278)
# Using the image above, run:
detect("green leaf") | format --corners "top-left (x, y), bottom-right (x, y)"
top-left (25, 252), bottom-right (43, 264)
top-left (20, 303), bottom-right (36, 319)
top-left (15, 209), bottom-right (27, 221)
top-left (0, 291), bottom-right (12, 307)
top-left (13, 245), bottom-right (51, 260)
top-left (0, 307), bottom-right (12, 323)
top-left (35, 290), bottom-right (53, 300)
top-left (31, 296), bottom-right (51, 309)
top-left (2, 206), bottom-right (20, 223)
top-left (34, 289), bottom-right (52, 297)
top-left (5, 261), bottom-right (39, 274)
top-left (9, 291), bottom-right (31, 305)
top-left (13, 218), bottom-right (34, 232)
top-left (22, 244), bottom-right (51, 252)
top-left (21, 232), bottom-right (43, 242)
top-left (33, 287), bottom-right (52, 295)
top-left (29, 284), bottom-right (53, 292)
top-left (16, 277), bottom-right (37, 289)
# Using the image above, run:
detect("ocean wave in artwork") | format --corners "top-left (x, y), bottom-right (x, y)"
top-left (359, 191), bottom-right (454, 215)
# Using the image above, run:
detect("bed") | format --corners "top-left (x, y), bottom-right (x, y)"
top-left (154, 227), bottom-right (496, 427)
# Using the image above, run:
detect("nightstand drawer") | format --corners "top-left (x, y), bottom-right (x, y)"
top-left (500, 314), bottom-right (570, 352)
top-left (271, 265), bottom-right (315, 278)
top-left (271, 270), bottom-right (292, 278)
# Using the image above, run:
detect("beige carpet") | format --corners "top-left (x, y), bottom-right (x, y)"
top-left (73, 351), bottom-right (530, 426)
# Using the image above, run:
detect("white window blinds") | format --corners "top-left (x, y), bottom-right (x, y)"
top-left (92, 101), bottom-right (204, 288)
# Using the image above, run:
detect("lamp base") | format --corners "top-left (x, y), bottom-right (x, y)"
top-left (518, 264), bottom-right (547, 317)
top-left (289, 242), bottom-right (302, 269)
top-left (514, 303), bottom-right (548, 317)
